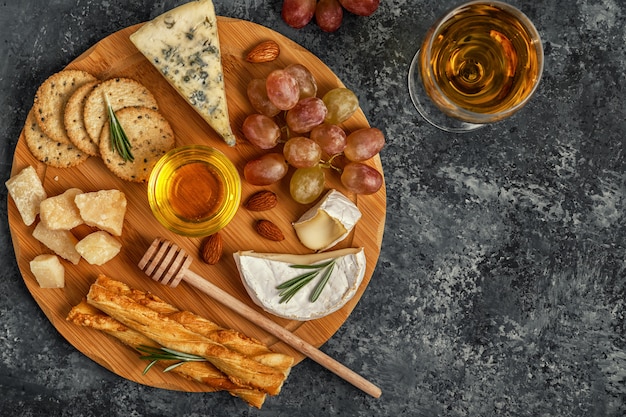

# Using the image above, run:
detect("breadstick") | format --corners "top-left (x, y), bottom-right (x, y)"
top-left (86, 277), bottom-right (287, 395)
top-left (66, 300), bottom-right (266, 408)
top-left (94, 275), bottom-right (293, 375)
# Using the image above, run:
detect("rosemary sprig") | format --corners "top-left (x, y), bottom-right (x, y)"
top-left (136, 345), bottom-right (207, 374)
top-left (276, 259), bottom-right (336, 304)
top-left (105, 94), bottom-right (134, 162)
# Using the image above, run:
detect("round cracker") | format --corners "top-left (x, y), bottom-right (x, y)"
top-left (84, 77), bottom-right (159, 145)
top-left (24, 108), bottom-right (89, 168)
top-left (64, 80), bottom-right (102, 156)
top-left (99, 106), bottom-right (175, 182)
top-left (32, 69), bottom-right (97, 144)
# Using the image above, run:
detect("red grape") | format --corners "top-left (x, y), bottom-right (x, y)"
top-left (343, 127), bottom-right (385, 161)
top-left (244, 153), bottom-right (289, 185)
top-left (338, 0), bottom-right (380, 16)
top-left (282, 0), bottom-right (316, 29)
top-left (247, 78), bottom-right (280, 117)
top-left (266, 69), bottom-right (300, 110)
top-left (242, 114), bottom-right (281, 149)
top-left (283, 137), bottom-right (322, 168)
top-left (310, 124), bottom-right (347, 157)
top-left (286, 97), bottom-right (327, 133)
top-left (315, 0), bottom-right (343, 32)
top-left (341, 162), bottom-right (383, 194)
top-left (284, 64), bottom-right (318, 99)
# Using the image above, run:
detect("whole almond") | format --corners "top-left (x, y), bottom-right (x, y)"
top-left (244, 190), bottom-right (278, 211)
top-left (246, 40), bottom-right (280, 63)
top-left (201, 233), bottom-right (223, 265)
top-left (254, 219), bottom-right (285, 241)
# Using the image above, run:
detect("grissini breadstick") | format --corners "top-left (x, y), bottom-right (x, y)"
top-left (66, 300), bottom-right (267, 408)
top-left (94, 275), bottom-right (293, 376)
top-left (169, 310), bottom-right (293, 375)
top-left (86, 276), bottom-right (287, 395)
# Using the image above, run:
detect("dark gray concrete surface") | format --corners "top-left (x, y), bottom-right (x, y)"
top-left (1, 0), bottom-right (625, 416)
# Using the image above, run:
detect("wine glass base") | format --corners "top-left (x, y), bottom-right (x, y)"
top-left (408, 49), bottom-right (485, 133)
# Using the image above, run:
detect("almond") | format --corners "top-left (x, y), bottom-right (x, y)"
top-left (254, 219), bottom-right (285, 241)
top-left (201, 233), bottom-right (223, 265)
top-left (246, 40), bottom-right (280, 63)
top-left (244, 190), bottom-right (278, 211)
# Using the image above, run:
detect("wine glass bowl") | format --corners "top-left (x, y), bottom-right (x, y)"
top-left (408, 1), bottom-right (544, 132)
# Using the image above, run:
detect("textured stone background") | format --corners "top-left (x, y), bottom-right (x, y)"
top-left (1, 0), bottom-right (625, 416)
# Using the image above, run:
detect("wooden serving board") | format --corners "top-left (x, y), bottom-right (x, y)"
top-left (7, 18), bottom-right (386, 392)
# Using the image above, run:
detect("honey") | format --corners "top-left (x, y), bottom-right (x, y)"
top-left (148, 145), bottom-right (241, 237)
top-left (168, 162), bottom-right (225, 221)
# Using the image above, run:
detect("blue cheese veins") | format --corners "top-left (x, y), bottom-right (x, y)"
top-left (130, 0), bottom-right (236, 146)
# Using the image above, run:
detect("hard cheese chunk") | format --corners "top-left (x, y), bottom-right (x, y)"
top-left (5, 165), bottom-right (47, 226)
top-left (29, 254), bottom-right (65, 288)
top-left (293, 189), bottom-right (362, 251)
top-left (39, 188), bottom-right (84, 230)
top-left (234, 248), bottom-right (366, 321)
top-left (74, 189), bottom-right (127, 236)
top-left (32, 222), bottom-right (81, 265)
top-left (129, 0), bottom-right (236, 146)
top-left (75, 231), bottom-right (122, 265)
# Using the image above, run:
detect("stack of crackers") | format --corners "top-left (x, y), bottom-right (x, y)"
top-left (26, 69), bottom-right (175, 182)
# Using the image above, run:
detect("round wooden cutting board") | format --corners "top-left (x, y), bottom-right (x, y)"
top-left (7, 17), bottom-right (386, 392)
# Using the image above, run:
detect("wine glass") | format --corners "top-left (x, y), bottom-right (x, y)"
top-left (408, 1), bottom-right (544, 132)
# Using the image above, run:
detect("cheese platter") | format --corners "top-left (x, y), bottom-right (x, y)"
top-left (7, 8), bottom-right (385, 399)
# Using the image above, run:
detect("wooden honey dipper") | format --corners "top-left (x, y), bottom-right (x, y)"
top-left (138, 237), bottom-right (382, 398)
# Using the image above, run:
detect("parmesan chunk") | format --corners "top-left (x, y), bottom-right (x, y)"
top-left (5, 165), bottom-right (47, 226)
top-left (39, 188), bottom-right (84, 230)
top-left (74, 189), bottom-right (127, 236)
top-left (29, 254), bottom-right (65, 288)
top-left (32, 222), bottom-right (81, 265)
top-left (75, 231), bottom-right (122, 265)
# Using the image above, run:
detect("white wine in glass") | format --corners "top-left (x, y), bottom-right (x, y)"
top-left (408, 1), bottom-right (544, 132)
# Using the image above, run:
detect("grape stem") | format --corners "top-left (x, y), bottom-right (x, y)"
top-left (280, 123), bottom-right (291, 142)
top-left (319, 153), bottom-right (343, 172)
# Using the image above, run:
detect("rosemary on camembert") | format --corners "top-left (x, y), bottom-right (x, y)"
top-left (276, 259), bottom-right (337, 304)
top-left (137, 345), bottom-right (207, 374)
top-left (105, 94), bottom-right (134, 162)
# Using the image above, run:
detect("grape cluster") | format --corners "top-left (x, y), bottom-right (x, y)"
top-left (242, 64), bottom-right (384, 204)
top-left (282, 0), bottom-right (380, 33)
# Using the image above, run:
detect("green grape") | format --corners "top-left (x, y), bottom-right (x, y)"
top-left (322, 87), bottom-right (359, 124)
top-left (290, 166), bottom-right (325, 204)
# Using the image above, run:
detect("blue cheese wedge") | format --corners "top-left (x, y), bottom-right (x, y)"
top-left (234, 248), bottom-right (366, 321)
top-left (293, 189), bottom-right (362, 251)
top-left (129, 0), bottom-right (236, 146)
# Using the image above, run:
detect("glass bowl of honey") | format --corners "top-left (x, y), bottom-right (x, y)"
top-left (147, 145), bottom-right (241, 237)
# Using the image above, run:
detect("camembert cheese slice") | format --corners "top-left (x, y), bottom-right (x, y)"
top-left (130, 0), bottom-right (236, 146)
top-left (293, 189), bottom-right (362, 251)
top-left (234, 248), bottom-right (366, 321)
